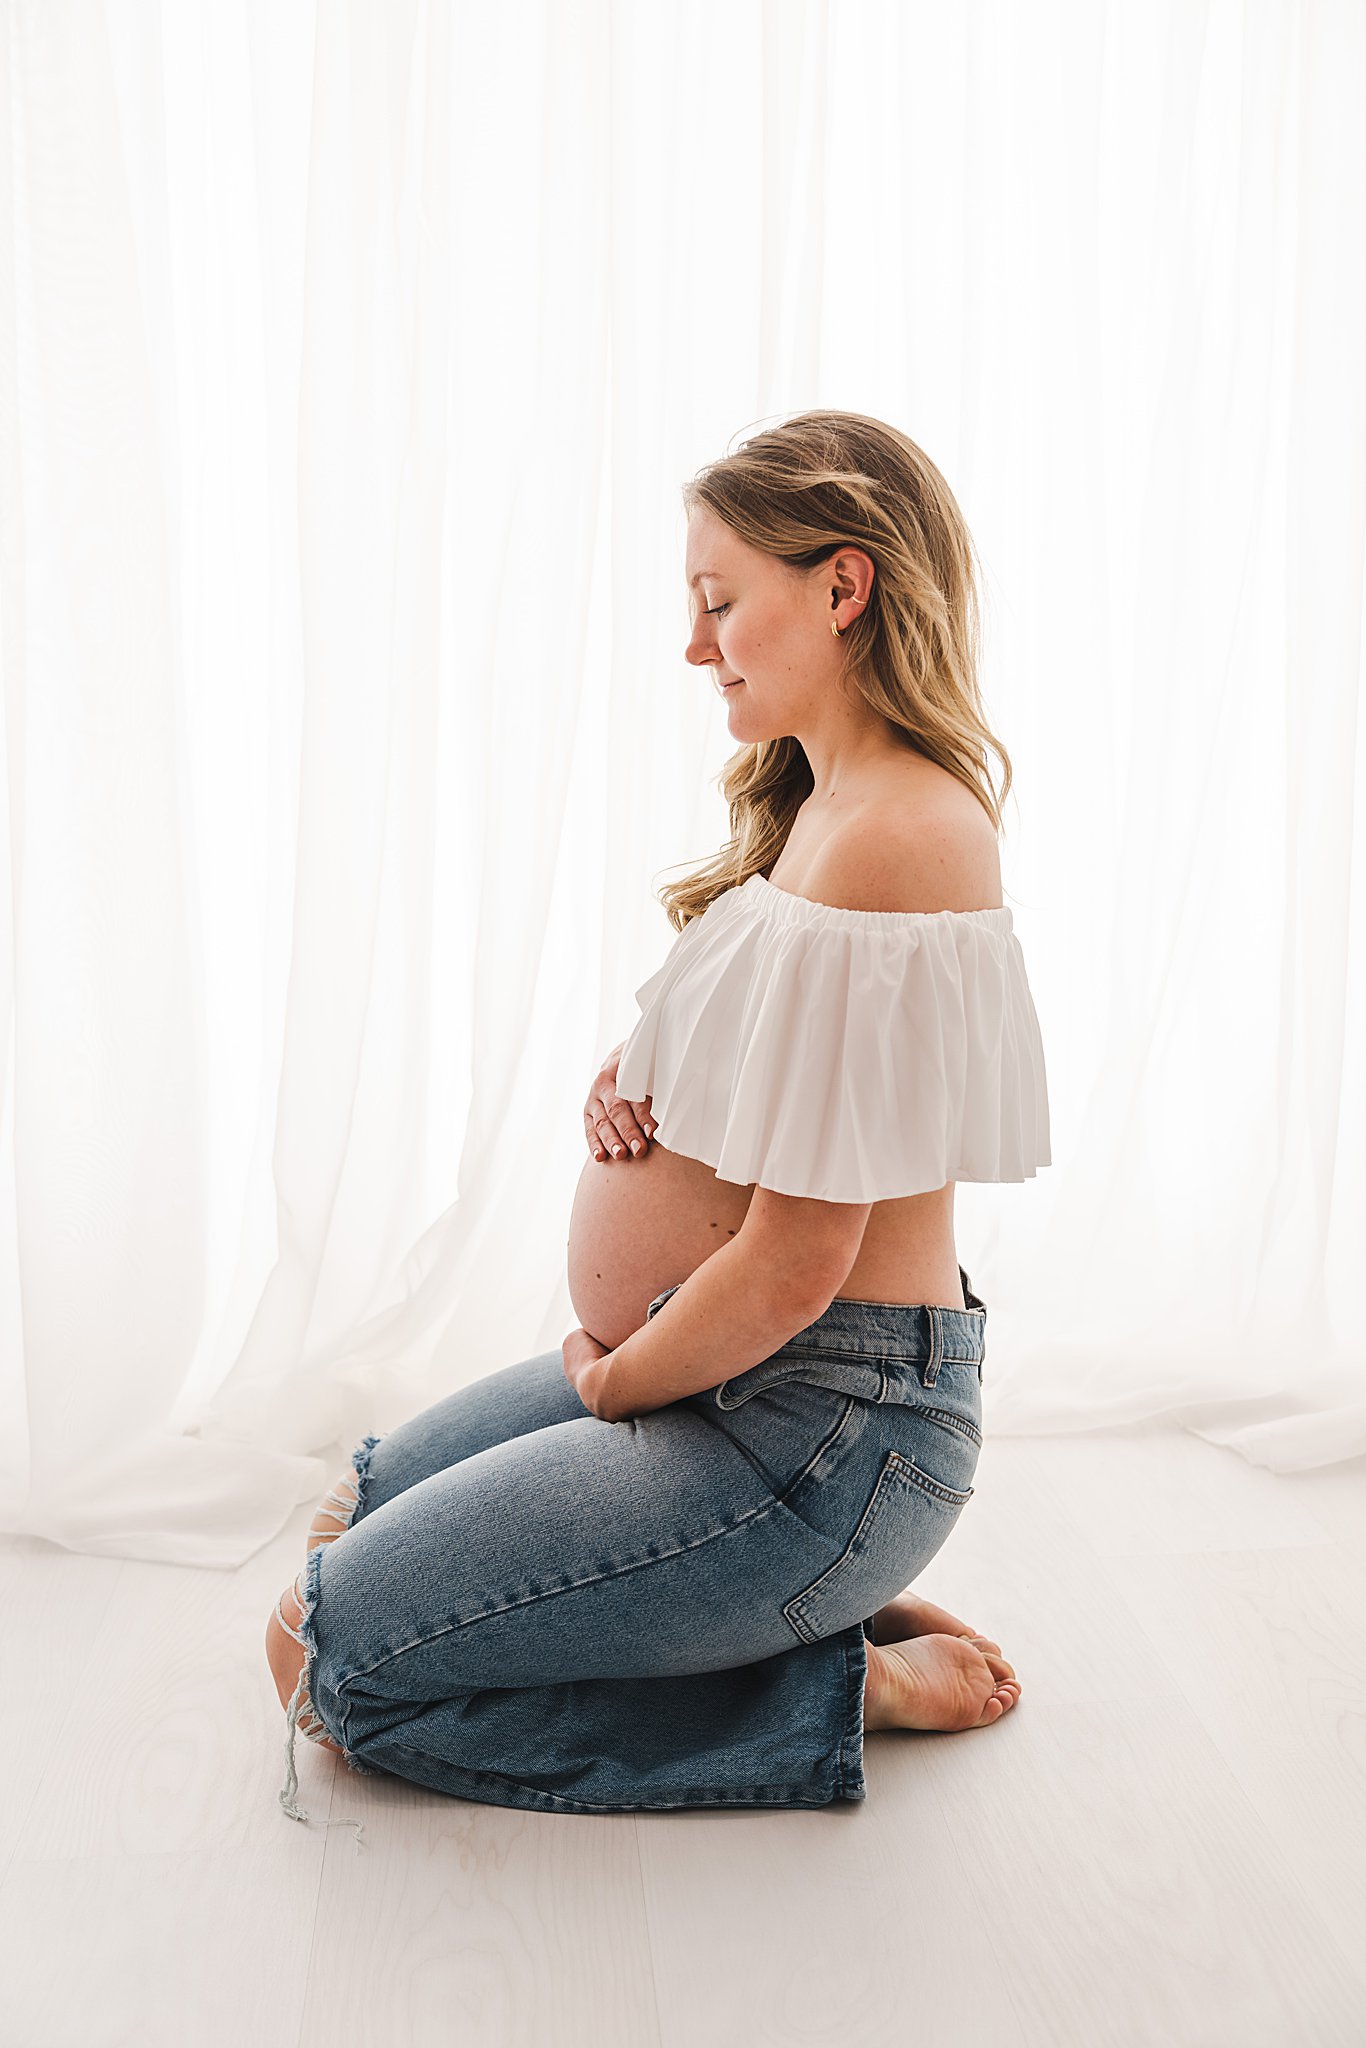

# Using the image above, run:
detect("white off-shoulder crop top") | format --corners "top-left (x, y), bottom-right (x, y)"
top-left (614, 871), bottom-right (1051, 1203)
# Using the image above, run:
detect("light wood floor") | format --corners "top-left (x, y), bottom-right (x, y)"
top-left (1, 1429), bottom-right (1362, 2048)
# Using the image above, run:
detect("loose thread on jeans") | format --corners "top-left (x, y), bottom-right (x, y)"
top-left (276, 1561), bottom-right (367, 1851)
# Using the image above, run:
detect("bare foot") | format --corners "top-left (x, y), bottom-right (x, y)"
top-left (869, 1589), bottom-right (988, 1646)
top-left (864, 1633), bottom-right (1021, 1733)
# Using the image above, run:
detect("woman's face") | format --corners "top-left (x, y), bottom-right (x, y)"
top-left (682, 505), bottom-right (865, 739)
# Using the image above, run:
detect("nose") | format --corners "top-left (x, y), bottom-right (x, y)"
top-left (684, 625), bottom-right (716, 669)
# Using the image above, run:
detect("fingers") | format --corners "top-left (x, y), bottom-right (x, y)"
top-left (584, 1093), bottom-right (658, 1163)
top-left (584, 1047), bottom-right (656, 1162)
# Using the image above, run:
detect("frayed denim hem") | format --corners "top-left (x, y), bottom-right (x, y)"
top-left (275, 1432), bottom-right (388, 1849)
top-left (306, 1429), bottom-right (388, 1551)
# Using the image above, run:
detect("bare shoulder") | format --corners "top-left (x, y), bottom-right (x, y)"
top-left (803, 763), bottom-right (1003, 915)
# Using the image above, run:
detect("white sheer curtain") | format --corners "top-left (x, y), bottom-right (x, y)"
top-left (0, 0), bottom-right (1361, 1569)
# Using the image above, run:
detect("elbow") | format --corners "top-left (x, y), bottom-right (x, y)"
top-left (785, 1273), bottom-right (849, 1327)
top-left (734, 1190), bottom-right (874, 1330)
top-left (747, 1251), bottom-right (857, 1332)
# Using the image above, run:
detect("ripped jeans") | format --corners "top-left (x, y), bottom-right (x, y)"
top-left (276, 1268), bottom-right (988, 1839)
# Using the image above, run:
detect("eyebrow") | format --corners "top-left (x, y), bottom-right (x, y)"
top-left (687, 567), bottom-right (724, 589)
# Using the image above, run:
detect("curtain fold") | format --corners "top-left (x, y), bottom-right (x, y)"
top-left (0, 0), bottom-right (1361, 1567)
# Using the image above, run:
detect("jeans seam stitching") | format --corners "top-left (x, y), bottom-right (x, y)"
top-left (920, 1406), bottom-right (984, 1448)
top-left (773, 1395), bottom-right (857, 1509)
top-left (782, 1446), bottom-right (908, 1641)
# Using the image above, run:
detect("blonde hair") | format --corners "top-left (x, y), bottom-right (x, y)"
top-left (657, 408), bottom-right (1013, 932)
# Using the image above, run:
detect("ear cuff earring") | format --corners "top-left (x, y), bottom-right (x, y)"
top-left (831, 596), bottom-right (869, 638)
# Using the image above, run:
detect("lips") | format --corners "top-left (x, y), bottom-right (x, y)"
top-left (721, 679), bottom-right (745, 691)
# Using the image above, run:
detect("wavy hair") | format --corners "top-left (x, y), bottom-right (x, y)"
top-left (657, 409), bottom-right (1012, 932)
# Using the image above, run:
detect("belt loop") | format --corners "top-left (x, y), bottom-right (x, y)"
top-left (922, 1304), bottom-right (943, 1388)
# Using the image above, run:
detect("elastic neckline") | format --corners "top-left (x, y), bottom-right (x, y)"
top-left (744, 871), bottom-right (1014, 933)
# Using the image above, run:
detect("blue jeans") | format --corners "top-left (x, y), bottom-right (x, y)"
top-left (277, 1266), bottom-right (987, 1830)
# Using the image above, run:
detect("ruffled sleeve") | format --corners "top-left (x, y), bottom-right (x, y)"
top-left (613, 873), bottom-right (1051, 1203)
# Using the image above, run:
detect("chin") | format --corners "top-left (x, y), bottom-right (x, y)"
top-left (727, 701), bottom-right (773, 734)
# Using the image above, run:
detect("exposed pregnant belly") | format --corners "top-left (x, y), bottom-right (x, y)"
top-left (565, 1137), bottom-right (963, 1353)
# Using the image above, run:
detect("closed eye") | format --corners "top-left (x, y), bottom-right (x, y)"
top-left (705, 603), bottom-right (730, 617)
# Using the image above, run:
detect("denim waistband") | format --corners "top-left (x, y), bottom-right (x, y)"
top-left (645, 1262), bottom-right (987, 1388)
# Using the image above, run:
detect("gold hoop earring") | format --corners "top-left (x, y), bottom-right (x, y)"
top-left (831, 596), bottom-right (869, 638)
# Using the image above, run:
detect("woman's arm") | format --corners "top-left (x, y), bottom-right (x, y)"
top-left (595, 1188), bottom-right (873, 1422)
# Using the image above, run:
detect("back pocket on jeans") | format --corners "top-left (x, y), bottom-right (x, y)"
top-left (781, 1448), bottom-right (974, 1648)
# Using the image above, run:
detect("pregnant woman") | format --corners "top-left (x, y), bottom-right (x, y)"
top-left (265, 408), bottom-right (1051, 1834)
